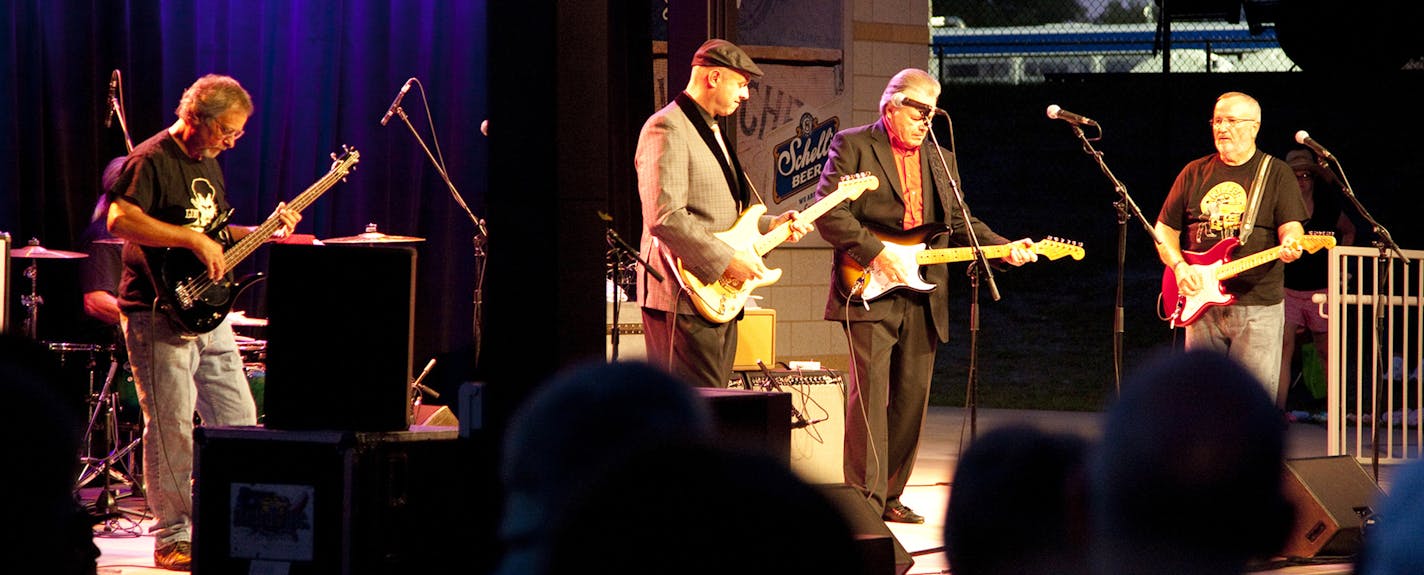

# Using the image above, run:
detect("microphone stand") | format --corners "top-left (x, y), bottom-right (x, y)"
top-left (599, 211), bottom-right (660, 361)
top-left (388, 90), bottom-right (491, 368)
top-left (926, 114), bottom-right (996, 441)
top-left (1323, 154), bottom-right (1404, 482)
top-left (109, 70), bottom-right (134, 153)
top-left (1063, 122), bottom-right (1163, 395)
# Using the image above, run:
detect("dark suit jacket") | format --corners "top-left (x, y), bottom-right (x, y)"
top-left (814, 119), bottom-right (1009, 343)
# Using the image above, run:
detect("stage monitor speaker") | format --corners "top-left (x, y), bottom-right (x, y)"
top-left (697, 387), bottom-right (791, 463)
top-left (413, 404), bottom-right (457, 427)
top-left (264, 244), bottom-right (416, 431)
top-left (737, 370), bottom-right (845, 485)
top-left (819, 483), bottom-right (914, 575)
top-left (1281, 455), bottom-right (1385, 558)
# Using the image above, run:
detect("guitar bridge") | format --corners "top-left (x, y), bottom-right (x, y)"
top-left (174, 282), bottom-right (196, 309)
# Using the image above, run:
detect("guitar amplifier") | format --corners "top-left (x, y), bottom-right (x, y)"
top-left (733, 369), bottom-right (846, 484)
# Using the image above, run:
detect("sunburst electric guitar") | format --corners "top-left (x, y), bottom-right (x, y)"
top-left (147, 146), bottom-right (360, 334)
top-left (677, 172), bottom-right (879, 323)
top-left (1161, 232), bottom-right (1336, 328)
top-left (834, 224), bottom-right (1085, 302)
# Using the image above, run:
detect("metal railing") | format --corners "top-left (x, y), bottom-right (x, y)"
top-left (1326, 246), bottom-right (1424, 463)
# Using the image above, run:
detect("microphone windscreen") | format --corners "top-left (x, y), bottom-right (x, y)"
top-left (1294, 130), bottom-right (1311, 145)
top-left (1046, 104), bottom-right (1062, 119)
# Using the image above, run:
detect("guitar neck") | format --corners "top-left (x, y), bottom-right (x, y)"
top-left (917, 244), bottom-right (1013, 265)
top-left (221, 166), bottom-right (345, 269)
top-left (1214, 236), bottom-right (1334, 281)
top-left (752, 186), bottom-right (852, 256)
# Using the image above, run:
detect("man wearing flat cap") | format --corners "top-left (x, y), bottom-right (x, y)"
top-left (635, 38), bottom-right (814, 388)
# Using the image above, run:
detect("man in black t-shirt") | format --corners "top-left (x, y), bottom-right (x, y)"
top-left (106, 74), bottom-right (299, 572)
top-left (1154, 92), bottom-right (1308, 399)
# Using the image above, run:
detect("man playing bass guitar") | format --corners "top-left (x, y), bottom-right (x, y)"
top-left (106, 74), bottom-right (298, 571)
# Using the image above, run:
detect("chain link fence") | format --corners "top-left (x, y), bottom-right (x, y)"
top-left (930, 0), bottom-right (1424, 84)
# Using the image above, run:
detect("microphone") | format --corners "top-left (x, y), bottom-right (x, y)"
top-left (892, 92), bottom-right (946, 118)
top-left (1295, 130), bottom-right (1336, 161)
top-left (1046, 104), bottom-right (1098, 127)
top-left (380, 78), bottom-right (415, 126)
top-left (105, 70), bottom-right (118, 128)
top-left (411, 357), bottom-right (439, 399)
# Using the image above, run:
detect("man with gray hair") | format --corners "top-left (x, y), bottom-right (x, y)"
top-left (814, 68), bottom-right (1035, 524)
top-left (107, 74), bottom-right (300, 571)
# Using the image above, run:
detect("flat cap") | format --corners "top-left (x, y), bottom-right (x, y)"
top-left (691, 38), bottom-right (763, 79)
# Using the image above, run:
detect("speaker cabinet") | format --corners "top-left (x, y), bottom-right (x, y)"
top-left (697, 387), bottom-right (791, 463)
top-left (192, 426), bottom-right (464, 574)
top-left (737, 370), bottom-right (846, 485)
top-left (264, 244), bottom-right (416, 431)
top-left (413, 404), bottom-right (457, 427)
top-left (819, 483), bottom-right (913, 575)
top-left (605, 305), bottom-right (774, 367)
top-left (733, 308), bottom-right (775, 370)
top-left (1282, 456), bottom-right (1385, 558)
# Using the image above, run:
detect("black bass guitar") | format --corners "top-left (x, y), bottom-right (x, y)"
top-left (149, 146), bottom-right (359, 334)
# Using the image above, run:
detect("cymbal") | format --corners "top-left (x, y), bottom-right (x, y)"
top-left (93, 237), bottom-right (125, 245)
top-left (322, 223), bottom-right (425, 244)
top-left (11, 245), bottom-right (88, 259)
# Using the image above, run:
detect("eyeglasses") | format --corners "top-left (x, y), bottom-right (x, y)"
top-left (1209, 117), bottom-right (1258, 129)
top-left (1295, 171), bottom-right (1313, 181)
top-left (900, 100), bottom-right (934, 124)
top-left (208, 117), bottom-right (245, 142)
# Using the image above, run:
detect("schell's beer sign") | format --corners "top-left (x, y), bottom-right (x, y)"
top-left (773, 113), bottom-right (838, 204)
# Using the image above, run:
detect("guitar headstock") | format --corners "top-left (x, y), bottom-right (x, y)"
top-left (838, 172), bottom-right (879, 201)
top-left (329, 145), bottom-right (361, 179)
top-left (1300, 232), bottom-right (1337, 253)
top-left (1034, 236), bottom-right (1085, 261)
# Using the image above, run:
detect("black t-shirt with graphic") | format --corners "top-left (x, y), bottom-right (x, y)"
top-left (109, 130), bottom-right (232, 311)
top-left (1158, 151), bottom-right (1307, 305)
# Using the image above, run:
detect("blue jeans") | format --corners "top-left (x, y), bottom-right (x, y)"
top-left (1185, 302), bottom-right (1285, 400)
top-left (121, 310), bottom-right (256, 548)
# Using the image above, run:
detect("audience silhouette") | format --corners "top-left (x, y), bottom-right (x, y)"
top-left (543, 440), bottom-right (867, 575)
top-left (944, 424), bottom-right (1090, 575)
top-left (1355, 458), bottom-right (1423, 575)
top-left (492, 359), bottom-right (715, 575)
top-left (0, 334), bottom-right (101, 574)
top-left (1089, 349), bottom-right (1295, 575)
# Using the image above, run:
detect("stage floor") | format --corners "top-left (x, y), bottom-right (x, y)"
top-left (84, 406), bottom-right (1378, 574)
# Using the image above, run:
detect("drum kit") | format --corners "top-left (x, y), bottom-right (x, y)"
top-left (10, 225), bottom-right (423, 529)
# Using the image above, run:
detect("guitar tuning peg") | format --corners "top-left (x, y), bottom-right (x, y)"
top-left (330, 152), bottom-right (338, 161)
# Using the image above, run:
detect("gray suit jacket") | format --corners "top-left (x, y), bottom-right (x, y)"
top-left (815, 119), bottom-right (1009, 343)
top-left (636, 93), bottom-right (758, 314)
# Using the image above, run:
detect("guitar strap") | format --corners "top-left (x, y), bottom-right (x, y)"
top-left (1237, 151), bottom-right (1273, 246)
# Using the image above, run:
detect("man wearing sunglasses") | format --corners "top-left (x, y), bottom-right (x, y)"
top-left (814, 68), bottom-right (1035, 526)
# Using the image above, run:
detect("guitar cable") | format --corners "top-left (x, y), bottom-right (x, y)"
top-left (842, 287), bottom-right (883, 512)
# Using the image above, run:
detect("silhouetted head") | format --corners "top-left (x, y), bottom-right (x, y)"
top-left (1090, 349), bottom-right (1294, 574)
top-left (945, 425), bottom-right (1090, 575)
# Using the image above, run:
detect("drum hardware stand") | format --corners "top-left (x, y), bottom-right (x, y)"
top-left (76, 356), bottom-right (148, 535)
top-left (19, 247), bottom-right (44, 340)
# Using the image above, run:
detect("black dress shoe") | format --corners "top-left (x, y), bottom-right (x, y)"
top-left (882, 500), bottom-right (925, 524)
